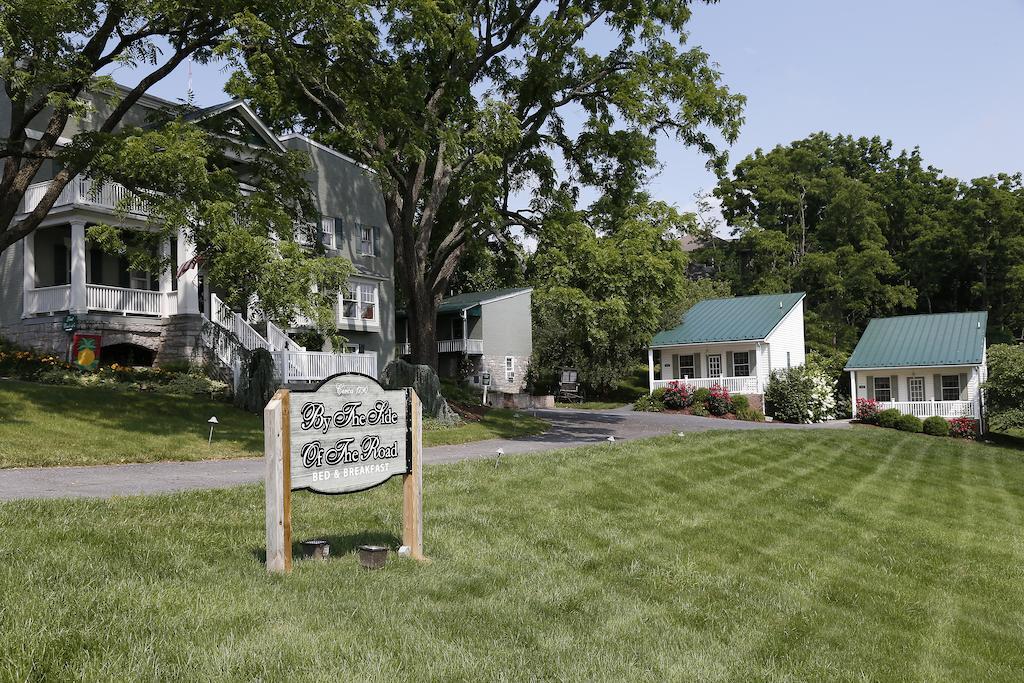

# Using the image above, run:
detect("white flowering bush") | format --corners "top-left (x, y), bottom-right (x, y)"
top-left (764, 361), bottom-right (837, 424)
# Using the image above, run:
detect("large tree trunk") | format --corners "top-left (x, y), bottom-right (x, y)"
top-left (407, 283), bottom-right (439, 370)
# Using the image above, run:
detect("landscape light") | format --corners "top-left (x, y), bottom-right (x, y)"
top-left (207, 416), bottom-right (219, 445)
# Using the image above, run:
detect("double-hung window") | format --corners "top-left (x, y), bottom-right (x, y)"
top-left (678, 354), bottom-right (695, 378)
top-left (733, 351), bottom-right (750, 377)
top-left (873, 377), bottom-right (892, 402)
top-left (359, 226), bottom-right (376, 256)
top-left (505, 357), bottom-right (515, 384)
top-left (320, 217), bottom-right (335, 248)
top-left (341, 280), bottom-right (378, 323)
top-left (941, 375), bottom-right (961, 401)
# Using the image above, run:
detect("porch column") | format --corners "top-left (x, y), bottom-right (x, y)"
top-left (647, 347), bottom-right (655, 394)
top-left (176, 230), bottom-right (200, 315)
top-left (69, 220), bottom-right (87, 314)
top-left (849, 371), bottom-right (857, 418)
top-left (158, 239), bottom-right (173, 317)
top-left (22, 231), bottom-right (35, 317)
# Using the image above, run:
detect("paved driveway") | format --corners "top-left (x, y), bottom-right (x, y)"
top-left (0, 408), bottom-right (848, 501)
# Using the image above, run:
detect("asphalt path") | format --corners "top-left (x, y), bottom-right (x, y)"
top-left (0, 407), bottom-right (849, 501)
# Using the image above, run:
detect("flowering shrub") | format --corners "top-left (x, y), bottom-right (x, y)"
top-left (706, 383), bottom-right (733, 416)
top-left (856, 398), bottom-right (881, 424)
top-left (765, 365), bottom-right (837, 423)
top-left (0, 348), bottom-right (74, 378)
top-left (948, 417), bottom-right (977, 439)
top-left (662, 382), bottom-right (691, 409)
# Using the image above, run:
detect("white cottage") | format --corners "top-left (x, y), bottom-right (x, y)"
top-left (846, 311), bottom-right (987, 422)
top-left (648, 292), bottom-right (806, 400)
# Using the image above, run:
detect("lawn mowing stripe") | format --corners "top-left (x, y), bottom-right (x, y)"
top-left (707, 432), bottom-right (911, 679)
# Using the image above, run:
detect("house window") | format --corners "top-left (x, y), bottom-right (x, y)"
top-left (908, 377), bottom-right (925, 402)
top-left (359, 226), bottom-right (376, 256)
top-left (733, 351), bottom-right (750, 377)
top-left (320, 217), bottom-right (335, 248)
top-left (341, 281), bottom-right (378, 322)
top-left (873, 377), bottom-right (892, 402)
top-left (129, 270), bottom-right (151, 290)
top-left (707, 354), bottom-right (722, 378)
top-left (342, 343), bottom-right (364, 354)
top-left (505, 356), bottom-right (515, 384)
top-left (679, 354), bottom-right (694, 378)
top-left (941, 375), bottom-right (961, 401)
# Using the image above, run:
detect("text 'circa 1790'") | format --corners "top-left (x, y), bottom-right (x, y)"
top-left (289, 374), bottom-right (409, 494)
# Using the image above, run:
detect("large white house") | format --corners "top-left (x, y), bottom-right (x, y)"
top-left (846, 311), bottom-right (987, 422)
top-left (648, 292), bottom-right (807, 403)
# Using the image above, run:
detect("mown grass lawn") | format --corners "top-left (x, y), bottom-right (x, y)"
top-left (2, 429), bottom-right (1023, 680)
top-left (423, 408), bottom-right (548, 446)
top-left (0, 379), bottom-right (263, 468)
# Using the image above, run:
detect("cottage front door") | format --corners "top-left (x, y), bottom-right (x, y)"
top-left (707, 354), bottom-right (722, 378)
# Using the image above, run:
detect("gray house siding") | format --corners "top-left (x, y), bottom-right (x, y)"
top-left (280, 136), bottom-right (395, 367)
top-left (478, 291), bottom-right (532, 393)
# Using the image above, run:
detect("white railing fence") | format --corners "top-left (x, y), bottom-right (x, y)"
top-left (437, 338), bottom-right (484, 354)
top-left (210, 293), bottom-right (272, 352)
top-left (651, 376), bottom-right (761, 395)
top-left (22, 176), bottom-right (153, 216)
top-left (25, 285), bottom-right (70, 314)
top-left (276, 350), bottom-right (377, 383)
top-left (878, 400), bottom-right (976, 419)
top-left (397, 342), bottom-right (412, 355)
top-left (86, 284), bottom-right (164, 316)
top-left (266, 319), bottom-right (304, 352)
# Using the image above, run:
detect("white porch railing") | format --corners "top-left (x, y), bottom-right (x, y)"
top-left (86, 284), bottom-right (171, 316)
top-left (210, 293), bottom-right (272, 352)
top-left (438, 338), bottom-right (484, 354)
top-left (24, 284), bottom-right (175, 316)
top-left (22, 176), bottom-right (153, 216)
top-left (275, 350), bottom-right (377, 383)
top-left (651, 376), bottom-right (761, 395)
top-left (878, 400), bottom-right (976, 419)
top-left (25, 285), bottom-right (70, 314)
top-left (266, 319), bottom-right (304, 352)
top-left (397, 342), bottom-right (411, 355)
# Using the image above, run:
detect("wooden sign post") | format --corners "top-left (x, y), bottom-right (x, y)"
top-left (264, 373), bottom-right (424, 573)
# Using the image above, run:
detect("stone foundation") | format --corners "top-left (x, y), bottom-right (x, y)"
top-left (2, 313), bottom-right (207, 367)
top-left (744, 393), bottom-right (765, 412)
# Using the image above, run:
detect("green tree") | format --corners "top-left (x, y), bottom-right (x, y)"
top-left (983, 344), bottom-right (1024, 433)
top-left (227, 0), bottom-right (744, 369)
top-left (527, 199), bottom-right (692, 394)
top-left (0, 0), bottom-right (257, 253)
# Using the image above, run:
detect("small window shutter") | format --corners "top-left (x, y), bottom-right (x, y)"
top-left (866, 376), bottom-right (874, 400)
top-left (890, 375), bottom-right (899, 401)
top-left (726, 351), bottom-right (734, 376)
top-left (316, 221), bottom-right (324, 246)
top-left (959, 373), bottom-right (968, 401)
top-left (372, 226), bottom-right (381, 256)
top-left (749, 349), bottom-right (757, 377)
top-left (672, 354), bottom-right (680, 380)
top-left (693, 353), bottom-right (701, 378)
top-left (334, 218), bottom-right (344, 246)
top-left (933, 375), bottom-right (942, 401)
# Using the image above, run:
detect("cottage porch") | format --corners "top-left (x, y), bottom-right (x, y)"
top-left (648, 343), bottom-right (764, 395)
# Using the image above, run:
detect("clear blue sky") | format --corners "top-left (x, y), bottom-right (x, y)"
top-left (127, 0), bottom-right (1024, 214)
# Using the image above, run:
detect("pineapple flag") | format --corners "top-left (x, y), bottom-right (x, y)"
top-left (72, 334), bottom-right (102, 371)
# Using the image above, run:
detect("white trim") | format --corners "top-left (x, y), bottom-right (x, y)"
top-left (761, 292), bottom-right (807, 340)
top-left (649, 337), bottom-right (762, 350)
top-left (448, 288), bottom-right (533, 314)
top-left (843, 364), bottom-right (983, 372)
top-left (278, 133), bottom-right (370, 171)
top-left (188, 101), bottom-right (287, 152)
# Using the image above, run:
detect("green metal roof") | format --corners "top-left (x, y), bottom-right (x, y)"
top-left (844, 311), bottom-right (988, 369)
top-left (397, 287), bottom-right (532, 317)
top-left (651, 292), bottom-right (805, 347)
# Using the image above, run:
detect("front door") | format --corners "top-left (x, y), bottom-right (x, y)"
top-left (707, 354), bottom-right (722, 378)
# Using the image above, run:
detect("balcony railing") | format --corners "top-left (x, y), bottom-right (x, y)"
top-left (439, 338), bottom-right (484, 354)
top-left (397, 339), bottom-right (484, 356)
top-left (877, 400), bottom-right (976, 419)
top-left (24, 284), bottom-right (176, 316)
top-left (651, 376), bottom-right (761, 395)
top-left (275, 350), bottom-right (377, 383)
top-left (22, 176), bottom-right (153, 217)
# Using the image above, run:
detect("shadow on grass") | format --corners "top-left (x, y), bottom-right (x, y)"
top-left (986, 431), bottom-right (1024, 452)
top-left (252, 531), bottom-right (402, 566)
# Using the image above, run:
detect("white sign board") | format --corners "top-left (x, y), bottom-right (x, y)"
top-left (289, 373), bottom-right (410, 494)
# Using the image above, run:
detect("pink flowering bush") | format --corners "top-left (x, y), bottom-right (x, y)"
top-left (706, 383), bottom-right (733, 416)
top-left (948, 417), bottom-right (977, 439)
top-left (856, 398), bottom-right (881, 424)
top-left (662, 381), bottom-right (691, 409)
